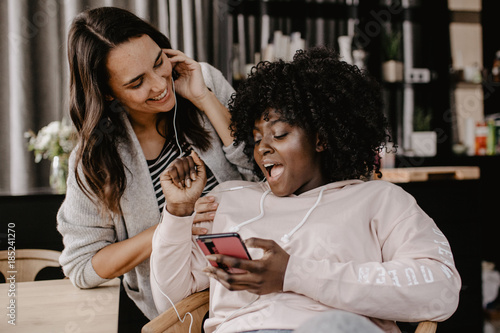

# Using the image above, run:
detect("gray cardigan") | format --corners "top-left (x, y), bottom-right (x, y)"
top-left (57, 63), bottom-right (254, 319)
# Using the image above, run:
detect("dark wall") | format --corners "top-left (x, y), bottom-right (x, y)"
top-left (0, 194), bottom-right (65, 252)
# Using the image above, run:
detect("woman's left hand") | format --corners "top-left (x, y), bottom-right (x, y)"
top-left (203, 237), bottom-right (290, 295)
top-left (163, 49), bottom-right (210, 107)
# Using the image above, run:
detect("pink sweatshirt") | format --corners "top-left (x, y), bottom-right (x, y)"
top-left (151, 179), bottom-right (461, 333)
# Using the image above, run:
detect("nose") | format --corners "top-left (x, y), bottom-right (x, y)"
top-left (257, 137), bottom-right (274, 156)
top-left (151, 72), bottom-right (166, 92)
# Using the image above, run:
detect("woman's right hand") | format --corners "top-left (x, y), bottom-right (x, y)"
top-left (192, 196), bottom-right (218, 235)
top-left (160, 151), bottom-right (207, 217)
top-left (164, 49), bottom-right (209, 108)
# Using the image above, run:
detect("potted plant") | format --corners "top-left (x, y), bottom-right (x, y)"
top-left (382, 30), bottom-right (403, 82)
top-left (410, 106), bottom-right (437, 157)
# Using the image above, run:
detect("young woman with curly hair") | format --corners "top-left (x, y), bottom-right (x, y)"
top-left (151, 47), bottom-right (461, 333)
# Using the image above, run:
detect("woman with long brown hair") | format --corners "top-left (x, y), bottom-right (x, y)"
top-left (57, 6), bottom-right (253, 326)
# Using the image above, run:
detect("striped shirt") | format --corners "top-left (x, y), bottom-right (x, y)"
top-left (147, 139), bottom-right (219, 213)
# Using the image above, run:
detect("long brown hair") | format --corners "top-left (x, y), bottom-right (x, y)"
top-left (68, 7), bottom-right (211, 214)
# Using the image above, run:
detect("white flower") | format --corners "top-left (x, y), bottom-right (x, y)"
top-left (45, 121), bottom-right (62, 135)
top-left (25, 120), bottom-right (76, 163)
top-left (34, 132), bottom-right (52, 150)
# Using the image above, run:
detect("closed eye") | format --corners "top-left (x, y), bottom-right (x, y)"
top-left (154, 58), bottom-right (164, 68)
top-left (274, 133), bottom-right (288, 139)
top-left (131, 78), bottom-right (143, 89)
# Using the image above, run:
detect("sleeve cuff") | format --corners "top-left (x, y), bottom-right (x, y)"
top-left (158, 208), bottom-right (195, 244)
top-left (84, 259), bottom-right (111, 287)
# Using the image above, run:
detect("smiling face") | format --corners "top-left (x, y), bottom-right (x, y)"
top-left (253, 109), bottom-right (327, 196)
top-left (106, 34), bottom-right (174, 120)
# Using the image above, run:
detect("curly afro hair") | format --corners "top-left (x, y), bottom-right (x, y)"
top-left (229, 46), bottom-right (389, 182)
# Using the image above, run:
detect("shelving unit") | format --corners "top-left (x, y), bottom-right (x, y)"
top-left (376, 0), bottom-right (452, 157)
top-left (227, 0), bottom-right (362, 84)
top-left (228, 0), bottom-right (452, 157)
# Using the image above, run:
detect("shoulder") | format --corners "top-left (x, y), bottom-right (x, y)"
top-left (358, 179), bottom-right (410, 195)
top-left (199, 63), bottom-right (234, 103)
top-left (200, 63), bottom-right (224, 84)
top-left (349, 180), bottom-right (420, 210)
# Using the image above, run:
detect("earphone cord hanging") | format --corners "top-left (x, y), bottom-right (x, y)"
top-left (172, 78), bottom-right (183, 154)
top-left (229, 189), bottom-right (272, 232)
top-left (281, 187), bottom-right (325, 243)
top-left (229, 187), bottom-right (326, 243)
top-left (150, 245), bottom-right (194, 333)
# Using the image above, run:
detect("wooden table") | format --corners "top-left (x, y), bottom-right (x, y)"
top-left (0, 278), bottom-right (120, 332)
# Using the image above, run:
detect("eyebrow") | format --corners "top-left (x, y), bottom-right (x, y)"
top-left (122, 50), bottom-right (163, 86)
top-left (253, 119), bottom-right (284, 132)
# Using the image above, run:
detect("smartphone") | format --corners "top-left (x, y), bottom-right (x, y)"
top-left (196, 232), bottom-right (252, 274)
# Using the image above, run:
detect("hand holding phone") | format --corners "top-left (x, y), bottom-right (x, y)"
top-left (196, 233), bottom-right (252, 274)
top-left (199, 237), bottom-right (290, 295)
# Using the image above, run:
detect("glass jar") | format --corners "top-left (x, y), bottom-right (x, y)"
top-left (49, 155), bottom-right (68, 194)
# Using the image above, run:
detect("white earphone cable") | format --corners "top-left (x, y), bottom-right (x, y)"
top-left (150, 241), bottom-right (194, 333)
top-left (281, 187), bottom-right (325, 243)
top-left (229, 189), bottom-right (271, 232)
top-left (171, 77), bottom-right (183, 154)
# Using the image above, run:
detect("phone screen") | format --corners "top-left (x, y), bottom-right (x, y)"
top-left (196, 233), bottom-right (251, 273)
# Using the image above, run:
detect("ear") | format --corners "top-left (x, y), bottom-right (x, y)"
top-left (315, 134), bottom-right (326, 152)
top-left (105, 95), bottom-right (115, 101)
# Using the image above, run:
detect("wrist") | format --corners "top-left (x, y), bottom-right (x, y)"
top-left (166, 203), bottom-right (195, 217)
top-left (192, 88), bottom-right (217, 112)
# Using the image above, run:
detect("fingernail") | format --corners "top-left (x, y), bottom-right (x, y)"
top-left (207, 196), bottom-right (215, 202)
top-left (191, 172), bottom-right (196, 180)
top-left (206, 255), bottom-right (217, 261)
top-left (186, 179), bottom-right (191, 188)
top-left (200, 228), bottom-right (208, 234)
top-left (209, 213), bottom-right (215, 218)
top-left (211, 203), bottom-right (218, 209)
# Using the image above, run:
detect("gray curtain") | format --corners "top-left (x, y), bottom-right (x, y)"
top-left (0, 0), bottom-right (231, 195)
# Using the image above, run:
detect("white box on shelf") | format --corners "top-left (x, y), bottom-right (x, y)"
top-left (411, 131), bottom-right (437, 157)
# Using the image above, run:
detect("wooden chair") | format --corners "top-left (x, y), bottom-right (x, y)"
top-left (0, 249), bottom-right (62, 282)
top-left (142, 290), bottom-right (209, 333)
top-left (415, 321), bottom-right (437, 333)
top-left (142, 290), bottom-right (437, 333)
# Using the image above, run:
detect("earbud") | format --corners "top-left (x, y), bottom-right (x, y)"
top-left (281, 234), bottom-right (290, 243)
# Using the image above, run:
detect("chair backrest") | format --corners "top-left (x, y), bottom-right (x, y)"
top-left (0, 249), bottom-right (62, 282)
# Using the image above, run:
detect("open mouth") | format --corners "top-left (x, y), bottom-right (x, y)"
top-left (149, 87), bottom-right (168, 101)
top-left (264, 163), bottom-right (284, 179)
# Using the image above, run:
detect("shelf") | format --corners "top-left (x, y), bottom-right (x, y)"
top-left (379, 166), bottom-right (480, 183)
top-left (455, 81), bottom-right (483, 89)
